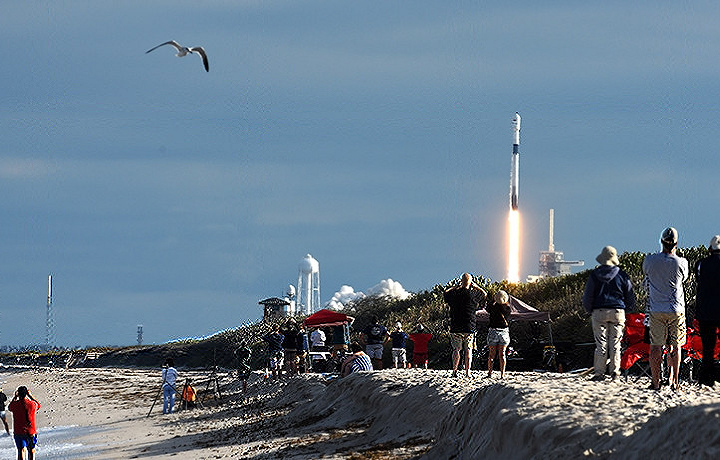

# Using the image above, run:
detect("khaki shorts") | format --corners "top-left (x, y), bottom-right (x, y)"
top-left (451, 332), bottom-right (475, 351)
top-left (648, 311), bottom-right (686, 347)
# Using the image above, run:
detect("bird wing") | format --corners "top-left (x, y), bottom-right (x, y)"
top-left (190, 47), bottom-right (209, 72)
top-left (145, 40), bottom-right (182, 54)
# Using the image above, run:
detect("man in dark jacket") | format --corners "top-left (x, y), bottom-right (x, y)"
top-left (444, 273), bottom-right (487, 377)
top-left (694, 235), bottom-right (720, 387)
top-left (582, 246), bottom-right (636, 381)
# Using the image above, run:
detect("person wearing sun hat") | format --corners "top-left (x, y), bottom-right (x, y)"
top-left (642, 227), bottom-right (689, 391)
top-left (693, 235), bottom-right (720, 387)
top-left (582, 245), bottom-right (636, 381)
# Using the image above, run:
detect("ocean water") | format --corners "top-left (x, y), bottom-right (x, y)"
top-left (0, 425), bottom-right (101, 459)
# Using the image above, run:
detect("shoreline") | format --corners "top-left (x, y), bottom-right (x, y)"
top-left (0, 367), bottom-right (719, 458)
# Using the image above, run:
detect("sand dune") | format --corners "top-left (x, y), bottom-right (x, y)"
top-left (1, 366), bottom-right (719, 459)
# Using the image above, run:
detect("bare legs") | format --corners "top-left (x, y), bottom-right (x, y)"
top-left (487, 345), bottom-right (507, 378)
top-left (650, 344), bottom-right (681, 390)
top-left (452, 348), bottom-right (472, 377)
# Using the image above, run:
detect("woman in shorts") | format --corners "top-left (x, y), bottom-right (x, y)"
top-left (486, 290), bottom-right (512, 379)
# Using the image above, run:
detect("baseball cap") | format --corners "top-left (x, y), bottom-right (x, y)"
top-left (710, 235), bottom-right (720, 251)
top-left (661, 227), bottom-right (678, 244)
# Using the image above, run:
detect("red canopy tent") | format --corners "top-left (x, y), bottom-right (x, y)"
top-left (476, 295), bottom-right (553, 344)
top-left (475, 295), bottom-right (551, 322)
top-left (302, 309), bottom-right (355, 328)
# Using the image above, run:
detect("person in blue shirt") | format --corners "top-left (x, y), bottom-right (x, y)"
top-left (582, 245), bottom-right (636, 382)
top-left (390, 322), bottom-right (409, 368)
top-left (363, 316), bottom-right (390, 370)
top-left (263, 326), bottom-right (285, 380)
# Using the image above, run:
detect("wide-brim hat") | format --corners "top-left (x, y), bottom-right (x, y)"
top-left (596, 246), bottom-right (620, 266)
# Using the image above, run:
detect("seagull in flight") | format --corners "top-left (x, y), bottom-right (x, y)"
top-left (146, 40), bottom-right (209, 72)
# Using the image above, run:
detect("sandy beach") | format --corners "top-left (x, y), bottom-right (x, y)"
top-left (1, 366), bottom-right (719, 459)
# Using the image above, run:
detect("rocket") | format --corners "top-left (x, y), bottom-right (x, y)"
top-left (48, 274), bottom-right (53, 303)
top-left (510, 112), bottom-right (521, 210)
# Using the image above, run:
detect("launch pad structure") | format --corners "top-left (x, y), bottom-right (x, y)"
top-left (537, 209), bottom-right (584, 278)
top-left (46, 274), bottom-right (55, 349)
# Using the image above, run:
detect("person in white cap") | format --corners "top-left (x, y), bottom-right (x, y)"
top-left (693, 235), bottom-right (720, 387)
top-left (642, 227), bottom-right (689, 391)
top-left (582, 246), bottom-right (636, 381)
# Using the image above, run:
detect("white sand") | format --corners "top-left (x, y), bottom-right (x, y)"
top-left (1, 367), bottom-right (720, 459)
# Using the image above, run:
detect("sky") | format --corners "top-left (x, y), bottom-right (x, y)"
top-left (2, 1), bottom-right (720, 347)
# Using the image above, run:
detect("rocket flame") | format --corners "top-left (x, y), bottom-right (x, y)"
top-left (507, 209), bottom-right (520, 283)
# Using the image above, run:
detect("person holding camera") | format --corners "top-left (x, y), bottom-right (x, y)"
top-left (161, 358), bottom-right (179, 414)
top-left (444, 273), bottom-right (487, 378)
top-left (8, 386), bottom-right (41, 460)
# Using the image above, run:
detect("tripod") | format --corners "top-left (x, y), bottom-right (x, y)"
top-left (199, 366), bottom-right (222, 404)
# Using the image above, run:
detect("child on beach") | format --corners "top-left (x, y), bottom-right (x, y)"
top-left (181, 380), bottom-right (197, 410)
top-left (8, 386), bottom-right (40, 460)
top-left (234, 342), bottom-right (252, 392)
top-left (0, 389), bottom-right (9, 434)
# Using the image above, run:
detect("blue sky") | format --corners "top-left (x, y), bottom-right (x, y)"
top-left (2, 1), bottom-right (719, 347)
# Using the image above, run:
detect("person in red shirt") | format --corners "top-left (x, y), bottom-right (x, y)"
top-left (410, 324), bottom-right (433, 369)
top-left (8, 386), bottom-right (41, 460)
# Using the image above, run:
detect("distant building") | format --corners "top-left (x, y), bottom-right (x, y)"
top-left (259, 297), bottom-right (291, 320)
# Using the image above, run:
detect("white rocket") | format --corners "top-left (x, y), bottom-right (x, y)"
top-left (510, 112), bottom-right (521, 210)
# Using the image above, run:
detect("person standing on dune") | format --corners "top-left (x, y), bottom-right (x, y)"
top-left (363, 316), bottom-right (390, 370)
top-left (583, 246), bottom-right (636, 382)
top-left (643, 227), bottom-right (689, 391)
top-left (409, 324), bottom-right (432, 369)
top-left (693, 235), bottom-right (720, 387)
top-left (444, 273), bottom-right (487, 378)
top-left (486, 290), bottom-right (513, 379)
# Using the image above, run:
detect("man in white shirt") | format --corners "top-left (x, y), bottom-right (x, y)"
top-left (642, 227), bottom-right (689, 391)
top-left (310, 328), bottom-right (326, 350)
top-left (162, 358), bottom-right (179, 414)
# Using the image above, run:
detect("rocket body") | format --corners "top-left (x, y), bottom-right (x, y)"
top-left (510, 112), bottom-right (521, 210)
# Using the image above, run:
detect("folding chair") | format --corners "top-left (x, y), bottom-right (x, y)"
top-left (621, 313), bottom-right (652, 380)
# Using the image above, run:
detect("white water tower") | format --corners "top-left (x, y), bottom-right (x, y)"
top-left (297, 254), bottom-right (320, 315)
top-left (285, 284), bottom-right (297, 316)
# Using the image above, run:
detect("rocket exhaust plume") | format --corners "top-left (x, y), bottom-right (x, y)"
top-left (507, 113), bottom-right (521, 283)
